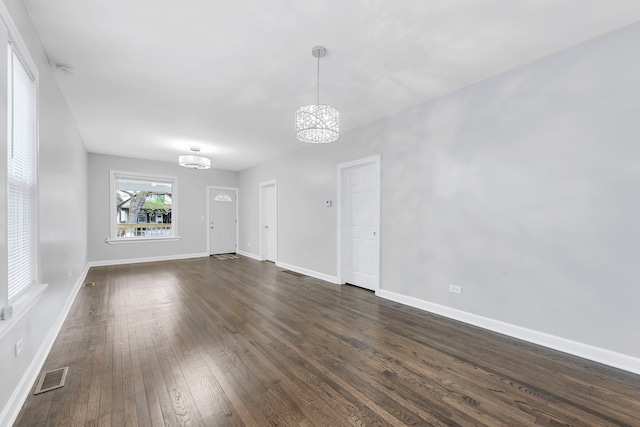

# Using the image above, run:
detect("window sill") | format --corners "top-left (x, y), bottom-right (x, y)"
top-left (0, 283), bottom-right (49, 341)
top-left (105, 236), bottom-right (182, 245)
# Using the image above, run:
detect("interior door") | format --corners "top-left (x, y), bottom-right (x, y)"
top-left (345, 163), bottom-right (378, 290)
top-left (261, 183), bottom-right (277, 262)
top-left (209, 188), bottom-right (237, 255)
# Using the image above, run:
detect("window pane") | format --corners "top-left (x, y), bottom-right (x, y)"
top-left (7, 45), bottom-right (37, 302)
top-left (114, 175), bottom-right (174, 238)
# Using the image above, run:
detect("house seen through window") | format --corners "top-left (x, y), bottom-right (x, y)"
top-left (112, 172), bottom-right (176, 239)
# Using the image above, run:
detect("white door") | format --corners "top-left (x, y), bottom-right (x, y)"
top-left (344, 161), bottom-right (379, 290)
top-left (260, 182), bottom-right (277, 262)
top-left (209, 188), bottom-right (237, 255)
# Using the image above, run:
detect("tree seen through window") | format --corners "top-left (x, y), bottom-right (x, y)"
top-left (114, 175), bottom-right (174, 238)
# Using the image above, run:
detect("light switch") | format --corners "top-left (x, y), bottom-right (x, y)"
top-left (325, 200), bottom-right (332, 207)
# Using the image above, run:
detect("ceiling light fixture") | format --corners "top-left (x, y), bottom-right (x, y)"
top-left (178, 147), bottom-right (211, 169)
top-left (296, 46), bottom-right (340, 143)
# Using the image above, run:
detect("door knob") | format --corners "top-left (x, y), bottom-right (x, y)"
top-left (265, 225), bottom-right (269, 229)
top-left (373, 231), bottom-right (376, 236)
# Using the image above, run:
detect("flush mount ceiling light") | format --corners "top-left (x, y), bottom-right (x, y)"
top-left (178, 147), bottom-right (211, 169)
top-left (296, 46), bottom-right (340, 143)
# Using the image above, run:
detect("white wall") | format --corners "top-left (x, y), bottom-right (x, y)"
top-left (87, 153), bottom-right (237, 263)
top-left (239, 22), bottom-right (640, 363)
top-left (0, 0), bottom-right (88, 424)
top-left (1, 8), bottom-right (637, 426)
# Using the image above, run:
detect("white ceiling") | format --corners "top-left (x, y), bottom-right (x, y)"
top-left (23, 0), bottom-right (640, 171)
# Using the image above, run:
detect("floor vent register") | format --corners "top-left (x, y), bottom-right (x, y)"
top-left (34, 367), bottom-right (68, 395)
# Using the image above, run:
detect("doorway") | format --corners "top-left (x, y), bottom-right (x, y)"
top-left (207, 187), bottom-right (238, 255)
top-left (337, 155), bottom-right (381, 292)
top-left (259, 180), bottom-right (277, 262)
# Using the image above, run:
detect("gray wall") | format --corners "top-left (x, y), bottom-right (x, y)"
top-left (0, 0), bottom-right (88, 420)
top-left (87, 153), bottom-right (237, 263)
top-left (239, 22), bottom-right (640, 358)
top-left (238, 143), bottom-right (368, 273)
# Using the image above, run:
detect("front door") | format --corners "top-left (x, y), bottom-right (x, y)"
top-left (209, 188), bottom-right (237, 255)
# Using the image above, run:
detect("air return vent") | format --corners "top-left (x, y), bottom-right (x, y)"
top-left (34, 367), bottom-right (68, 395)
top-left (280, 270), bottom-right (306, 278)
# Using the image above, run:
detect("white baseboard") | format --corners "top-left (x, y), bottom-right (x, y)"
top-left (378, 290), bottom-right (640, 376)
top-left (235, 253), bottom-right (338, 285)
top-left (0, 264), bottom-right (90, 427)
top-left (275, 261), bottom-right (339, 285)
top-left (88, 252), bottom-right (208, 267)
top-left (236, 250), bottom-right (261, 261)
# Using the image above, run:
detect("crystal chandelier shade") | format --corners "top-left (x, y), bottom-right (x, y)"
top-left (296, 46), bottom-right (340, 143)
top-left (178, 147), bottom-right (211, 169)
top-left (296, 104), bottom-right (340, 143)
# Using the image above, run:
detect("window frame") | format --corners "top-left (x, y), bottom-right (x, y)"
top-left (1, 2), bottom-right (48, 338)
top-left (107, 170), bottom-right (180, 244)
top-left (5, 39), bottom-right (39, 307)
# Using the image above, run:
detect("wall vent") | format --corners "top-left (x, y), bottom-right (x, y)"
top-left (34, 367), bottom-right (68, 395)
top-left (82, 282), bottom-right (95, 288)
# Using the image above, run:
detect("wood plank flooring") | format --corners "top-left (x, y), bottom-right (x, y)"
top-left (14, 256), bottom-right (640, 426)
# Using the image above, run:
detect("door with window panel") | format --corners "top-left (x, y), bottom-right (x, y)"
top-left (209, 188), bottom-right (237, 255)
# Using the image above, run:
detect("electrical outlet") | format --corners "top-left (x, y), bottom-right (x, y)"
top-left (15, 338), bottom-right (23, 357)
top-left (1, 306), bottom-right (13, 320)
top-left (449, 284), bottom-right (462, 295)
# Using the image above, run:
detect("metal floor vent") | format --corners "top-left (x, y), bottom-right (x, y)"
top-left (82, 282), bottom-right (95, 288)
top-left (281, 270), bottom-right (306, 278)
top-left (34, 367), bottom-right (68, 395)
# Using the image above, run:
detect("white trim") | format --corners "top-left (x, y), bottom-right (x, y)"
top-left (0, 4), bottom-right (38, 81)
top-left (105, 236), bottom-right (181, 244)
top-left (0, 283), bottom-right (48, 341)
top-left (378, 289), bottom-right (640, 376)
top-left (1, 9), bottom-right (41, 308)
top-left (337, 155), bottom-right (381, 290)
top-left (88, 252), bottom-right (208, 267)
top-left (259, 179), bottom-right (277, 262)
top-left (109, 170), bottom-right (178, 241)
top-left (237, 250), bottom-right (261, 261)
top-left (206, 186), bottom-right (239, 255)
top-left (276, 261), bottom-right (339, 285)
top-left (0, 264), bottom-right (89, 427)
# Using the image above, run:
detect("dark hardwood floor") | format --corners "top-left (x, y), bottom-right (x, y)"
top-left (14, 256), bottom-right (640, 426)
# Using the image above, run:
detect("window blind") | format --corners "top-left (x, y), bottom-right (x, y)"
top-left (7, 44), bottom-right (37, 303)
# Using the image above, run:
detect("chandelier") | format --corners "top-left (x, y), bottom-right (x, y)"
top-left (296, 46), bottom-right (340, 143)
top-left (178, 147), bottom-right (211, 169)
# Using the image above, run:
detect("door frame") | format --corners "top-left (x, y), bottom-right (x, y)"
top-left (337, 155), bottom-right (381, 291)
top-left (206, 186), bottom-right (239, 255)
top-left (259, 179), bottom-right (278, 262)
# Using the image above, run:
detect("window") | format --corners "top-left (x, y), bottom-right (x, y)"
top-left (6, 41), bottom-right (38, 303)
top-left (214, 193), bottom-right (232, 202)
top-left (109, 171), bottom-right (178, 242)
